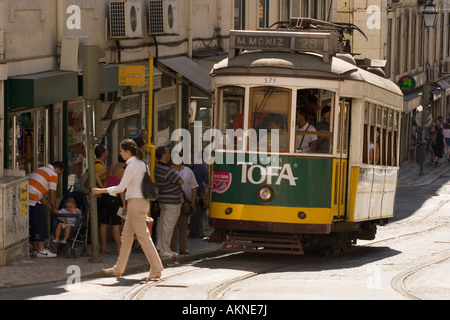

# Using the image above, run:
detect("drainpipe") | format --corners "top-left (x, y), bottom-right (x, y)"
top-left (0, 60), bottom-right (5, 178)
top-left (187, 0), bottom-right (193, 58)
top-left (56, 0), bottom-right (64, 52)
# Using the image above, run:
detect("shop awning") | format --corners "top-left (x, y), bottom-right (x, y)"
top-left (436, 79), bottom-right (450, 94)
top-left (7, 71), bottom-right (79, 109)
top-left (403, 90), bottom-right (422, 113)
top-left (430, 84), bottom-right (442, 101)
top-left (159, 56), bottom-right (210, 93)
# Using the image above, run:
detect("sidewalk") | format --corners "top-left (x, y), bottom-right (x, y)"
top-left (1, 158), bottom-right (448, 290)
top-left (0, 235), bottom-right (222, 289)
top-left (398, 155), bottom-right (450, 188)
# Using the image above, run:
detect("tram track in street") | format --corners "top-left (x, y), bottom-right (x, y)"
top-left (124, 252), bottom-right (244, 300)
top-left (390, 252), bottom-right (450, 300)
top-left (124, 251), bottom-right (313, 301)
top-left (125, 195), bottom-right (450, 301)
top-left (363, 198), bottom-right (450, 300)
top-left (124, 267), bottom-right (199, 300)
top-left (363, 197), bottom-right (450, 247)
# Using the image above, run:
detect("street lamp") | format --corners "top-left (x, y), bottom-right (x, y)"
top-left (417, 0), bottom-right (438, 175)
top-left (422, 0), bottom-right (438, 28)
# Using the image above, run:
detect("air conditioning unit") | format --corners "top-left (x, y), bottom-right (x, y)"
top-left (60, 36), bottom-right (90, 72)
top-left (427, 66), bottom-right (439, 82)
top-left (109, 1), bottom-right (143, 39)
top-left (148, 0), bottom-right (178, 35)
top-left (443, 59), bottom-right (450, 74)
top-left (290, 0), bottom-right (301, 18)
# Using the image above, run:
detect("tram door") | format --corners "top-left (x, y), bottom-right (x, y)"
top-left (332, 99), bottom-right (350, 219)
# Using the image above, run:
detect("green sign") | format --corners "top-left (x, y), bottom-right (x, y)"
top-left (398, 75), bottom-right (416, 92)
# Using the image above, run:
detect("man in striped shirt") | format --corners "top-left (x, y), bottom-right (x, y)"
top-left (155, 146), bottom-right (184, 257)
top-left (28, 162), bottom-right (64, 257)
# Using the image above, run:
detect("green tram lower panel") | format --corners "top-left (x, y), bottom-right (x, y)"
top-left (211, 154), bottom-right (333, 208)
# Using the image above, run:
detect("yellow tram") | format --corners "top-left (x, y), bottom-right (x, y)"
top-left (208, 19), bottom-right (403, 255)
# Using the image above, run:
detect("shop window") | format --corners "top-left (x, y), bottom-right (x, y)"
top-left (156, 104), bottom-right (176, 147)
top-left (8, 108), bottom-right (49, 174)
top-left (67, 100), bottom-right (87, 192)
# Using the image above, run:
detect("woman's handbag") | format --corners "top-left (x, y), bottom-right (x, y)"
top-left (141, 165), bottom-right (159, 201)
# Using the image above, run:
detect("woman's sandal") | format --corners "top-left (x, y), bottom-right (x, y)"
top-left (141, 272), bottom-right (162, 282)
top-left (102, 268), bottom-right (123, 277)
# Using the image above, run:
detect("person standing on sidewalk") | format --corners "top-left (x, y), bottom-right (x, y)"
top-left (95, 144), bottom-right (120, 254)
top-left (170, 155), bottom-right (198, 254)
top-left (154, 146), bottom-right (184, 257)
top-left (29, 162), bottom-right (65, 258)
top-left (189, 160), bottom-right (210, 239)
top-left (92, 139), bottom-right (163, 281)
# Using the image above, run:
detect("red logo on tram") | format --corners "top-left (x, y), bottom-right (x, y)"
top-left (212, 172), bottom-right (232, 194)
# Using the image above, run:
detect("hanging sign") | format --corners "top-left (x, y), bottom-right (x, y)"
top-left (398, 75), bottom-right (416, 93)
top-left (119, 65), bottom-right (146, 86)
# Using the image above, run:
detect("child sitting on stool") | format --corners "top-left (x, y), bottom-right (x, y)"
top-left (52, 198), bottom-right (82, 244)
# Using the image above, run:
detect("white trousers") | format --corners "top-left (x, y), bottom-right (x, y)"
top-left (156, 203), bottom-right (181, 253)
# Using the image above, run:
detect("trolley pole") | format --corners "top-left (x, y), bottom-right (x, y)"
top-left (147, 56), bottom-right (156, 180)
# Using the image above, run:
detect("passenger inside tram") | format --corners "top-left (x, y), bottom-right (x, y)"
top-left (316, 106), bottom-right (332, 153)
top-left (295, 108), bottom-right (318, 153)
top-left (257, 113), bottom-right (289, 148)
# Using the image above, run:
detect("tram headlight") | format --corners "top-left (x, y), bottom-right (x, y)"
top-left (257, 185), bottom-right (274, 203)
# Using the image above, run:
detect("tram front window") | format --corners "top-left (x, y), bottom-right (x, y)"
top-left (217, 86), bottom-right (245, 147)
top-left (249, 87), bottom-right (291, 151)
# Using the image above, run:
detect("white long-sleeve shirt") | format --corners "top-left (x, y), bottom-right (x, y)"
top-left (107, 156), bottom-right (146, 201)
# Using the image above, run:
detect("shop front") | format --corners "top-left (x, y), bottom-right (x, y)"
top-left (5, 71), bottom-right (79, 176)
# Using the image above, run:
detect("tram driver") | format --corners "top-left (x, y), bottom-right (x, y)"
top-left (296, 108), bottom-right (318, 153)
top-left (316, 106), bottom-right (332, 154)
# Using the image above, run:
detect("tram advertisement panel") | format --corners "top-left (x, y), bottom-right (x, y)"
top-left (211, 153), bottom-right (333, 209)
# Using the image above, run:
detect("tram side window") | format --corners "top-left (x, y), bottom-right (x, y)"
top-left (363, 103), bottom-right (399, 166)
top-left (296, 90), bottom-right (334, 154)
top-left (249, 87), bottom-right (291, 151)
top-left (217, 86), bottom-right (246, 147)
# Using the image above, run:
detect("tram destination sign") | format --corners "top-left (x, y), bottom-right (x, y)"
top-left (230, 30), bottom-right (337, 62)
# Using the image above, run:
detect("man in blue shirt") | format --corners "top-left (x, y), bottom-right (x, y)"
top-left (189, 161), bottom-right (209, 238)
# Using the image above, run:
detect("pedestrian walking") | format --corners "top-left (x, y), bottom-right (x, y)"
top-left (92, 139), bottom-right (163, 281)
top-left (443, 122), bottom-right (450, 161)
top-left (432, 126), bottom-right (446, 167)
top-left (29, 162), bottom-right (65, 258)
top-left (154, 146), bottom-right (184, 257)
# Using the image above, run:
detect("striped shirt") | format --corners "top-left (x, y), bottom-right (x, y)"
top-left (28, 165), bottom-right (58, 206)
top-left (155, 162), bottom-right (182, 204)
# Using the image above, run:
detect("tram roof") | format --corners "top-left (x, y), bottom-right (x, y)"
top-left (211, 51), bottom-right (403, 97)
